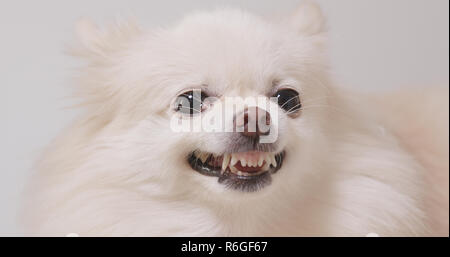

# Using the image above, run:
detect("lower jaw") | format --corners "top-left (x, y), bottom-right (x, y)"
top-left (187, 151), bottom-right (285, 192)
top-left (218, 170), bottom-right (273, 192)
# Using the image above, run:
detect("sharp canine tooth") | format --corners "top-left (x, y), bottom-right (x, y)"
top-left (230, 165), bottom-right (238, 173)
top-left (270, 154), bottom-right (277, 167)
top-left (222, 153), bottom-right (230, 171)
top-left (262, 162), bottom-right (270, 171)
top-left (230, 154), bottom-right (238, 166)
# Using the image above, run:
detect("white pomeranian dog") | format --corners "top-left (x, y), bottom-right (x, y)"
top-left (23, 2), bottom-right (448, 236)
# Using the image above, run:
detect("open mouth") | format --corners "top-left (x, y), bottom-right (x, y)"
top-left (187, 150), bottom-right (285, 192)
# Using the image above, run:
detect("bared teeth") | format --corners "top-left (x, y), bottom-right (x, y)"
top-left (228, 152), bottom-right (278, 174)
top-left (194, 150), bottom-right (280, 175)
top-left (222, 153), bottom-right (230, 172)
top-left (195, 151), bottom-right (210, 163)
top-left (270, 155), bottom-right (277, 167)
top-left (230, 154), bottom-right (238, 166)
top-left (257, 156), bottom-right (264, 167)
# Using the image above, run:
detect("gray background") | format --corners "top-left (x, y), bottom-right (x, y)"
top-left (1, 0), bottom-right (448, 235)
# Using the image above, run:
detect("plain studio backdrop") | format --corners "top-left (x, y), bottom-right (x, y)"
top-left (1, 0), bottom-right (448, 235)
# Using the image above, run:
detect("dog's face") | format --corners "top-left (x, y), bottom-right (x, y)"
top-left (75, 3), bottom-right (330, 201)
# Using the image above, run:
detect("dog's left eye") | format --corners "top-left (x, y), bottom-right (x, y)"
top-left (273, 88), bottom-right (301, 114)
top-left (174, 90), bottom-right (208, 115)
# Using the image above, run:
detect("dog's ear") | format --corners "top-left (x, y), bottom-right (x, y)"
top-left (289, 1), bottom-right (326, 35)
top-left (71, 17), bottom-right (140, 60)
top-left (68, 18), bottom-right (142, 117)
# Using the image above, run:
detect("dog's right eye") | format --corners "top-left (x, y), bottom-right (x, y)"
top-left (174, 90), bottom-right (208, 115)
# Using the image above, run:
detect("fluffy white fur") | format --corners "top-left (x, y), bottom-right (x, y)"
top-left (22, 2), bottom-right (448, 236)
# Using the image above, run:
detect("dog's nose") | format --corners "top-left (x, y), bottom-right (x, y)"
top-left (234, 107), bottom-right (271, 138)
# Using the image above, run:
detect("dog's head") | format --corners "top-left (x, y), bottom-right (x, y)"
top-left (73, 2), bottom-right (330, 201)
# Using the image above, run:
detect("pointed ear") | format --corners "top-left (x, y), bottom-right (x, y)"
top-left (289, 1), bottom-right (326, 35)
top-left (71, 17), bottom-right (140, 59)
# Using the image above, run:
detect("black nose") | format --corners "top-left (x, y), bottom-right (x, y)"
top-left (233, 107), bottom-right (271, 138)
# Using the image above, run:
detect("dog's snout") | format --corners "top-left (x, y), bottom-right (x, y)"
top-left (234, 107), bottom-right (271, 138)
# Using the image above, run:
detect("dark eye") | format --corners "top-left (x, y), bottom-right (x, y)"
top-left (273, 88), bottom-right (301, 114)
top-left (174, 90), bottom-right (208, 115)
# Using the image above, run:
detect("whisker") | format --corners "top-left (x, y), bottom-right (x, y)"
top-left (280, 96), bottom-right (300, 109)
top-left (285, 104), bottom-right (302, 114)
